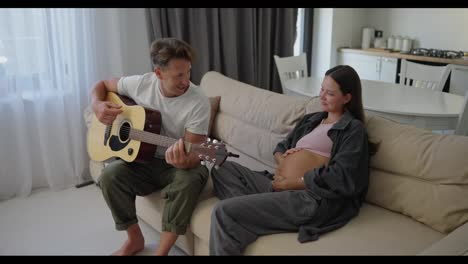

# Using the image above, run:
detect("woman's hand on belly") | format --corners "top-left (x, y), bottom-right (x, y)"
top-left (283, 148), bottom-right (303, 158)
top-left (276, 149), bottom-right (329, 185)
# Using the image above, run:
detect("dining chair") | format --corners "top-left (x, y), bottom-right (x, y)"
top-left (399, 59), bottom-right (452, 92)
top-left (274, 53), bottom-right (308, 94)
top-left (455, 89), bottom-right (468, 136)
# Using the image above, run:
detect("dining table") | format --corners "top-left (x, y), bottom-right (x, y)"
top-left (284, 77), bottom-right (465, 131)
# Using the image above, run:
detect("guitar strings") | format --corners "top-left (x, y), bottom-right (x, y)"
top-left (107, 126), bottom-right (224, 162)
top-left (113, 125), bottom-right (223, 152)
top-left (116, 126), bottom-right (177, 145)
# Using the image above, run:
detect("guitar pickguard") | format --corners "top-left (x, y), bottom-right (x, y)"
top-left (109, 135), bottom-right (129, 151)
top-left (108, 120), bottom-right (131, 152)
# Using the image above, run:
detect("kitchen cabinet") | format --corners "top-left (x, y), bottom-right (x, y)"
top-left (449, 65), bottom-right (468, 96)
top-left (338, 52), bottom-right (398, 83)
top-left (379, 57), bottom-right (398, 83)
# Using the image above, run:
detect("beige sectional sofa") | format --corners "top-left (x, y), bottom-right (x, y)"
top-left (86, 71), bottom-right (468, 255)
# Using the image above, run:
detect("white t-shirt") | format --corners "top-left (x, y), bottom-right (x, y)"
top-left (117, 72), bottom-right (210, 157)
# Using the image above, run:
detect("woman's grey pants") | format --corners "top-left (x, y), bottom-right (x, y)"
top-left (210, 161), bottom-right (319, 255)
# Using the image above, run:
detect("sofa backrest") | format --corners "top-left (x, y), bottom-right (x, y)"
top-left (365, 115), bottom-right (468, 234)
top-left (199, 71), bottom-right (309, 169)
top-left (199, 71), bottom-right (468, 234)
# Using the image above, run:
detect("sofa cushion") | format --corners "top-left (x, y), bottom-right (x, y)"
top-left (304, 96), bottom-right (323, 114)
top-left (419, 222), bottom-right (468, 255)
top-left (199, 71), bottom-right (307, 168)
top-left (365, 114), bottom-right (468, 233)
top-left (223, 143), bottom-right (275, 172)
top-left (191, 198), bottom-right (443, 255)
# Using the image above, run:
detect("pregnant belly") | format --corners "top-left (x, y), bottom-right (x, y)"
top-left (276, 150), bottom-right (329, 180)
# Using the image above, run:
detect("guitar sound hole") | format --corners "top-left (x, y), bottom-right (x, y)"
top-left (119, 122), bottom-right (131, 142)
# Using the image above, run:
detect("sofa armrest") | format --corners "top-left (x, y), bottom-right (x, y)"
top-left (418, 222), bottom-right (468, 255)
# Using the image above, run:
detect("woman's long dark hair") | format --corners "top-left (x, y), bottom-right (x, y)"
top-left (325, 65), bottom-right (379, 155)
top-left (325, 65), bottom-right (365, 123)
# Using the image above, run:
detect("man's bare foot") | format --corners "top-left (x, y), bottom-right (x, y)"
top-left (154, 231), bottom-right (178, 256)
top-left (112, 237), bottom-right (145, 256)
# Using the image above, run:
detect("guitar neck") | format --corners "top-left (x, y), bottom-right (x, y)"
top-left (130, 128), bottom-right (177, 148)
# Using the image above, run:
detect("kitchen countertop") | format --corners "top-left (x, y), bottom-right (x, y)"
top-left (339, 48), bottom-right (468, 66)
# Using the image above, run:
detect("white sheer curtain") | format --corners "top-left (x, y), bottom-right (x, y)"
top-left (0, 9), bottom-right (100, 200)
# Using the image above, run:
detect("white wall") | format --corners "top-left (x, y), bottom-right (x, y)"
top-left (317, 8), bottom-right (468, 69)
top-left (367, 8), bottom-right (468, 50)
top-left (330, 9), bottom-right (369, 70)
top-left (310, 8), bottom-right (333, 78)
top-left (311, 8), bottom-right (370, 77)
top-left (332, 8), bottom-right (369, 50)
top-left (99, 8), bottom-right (468, 80)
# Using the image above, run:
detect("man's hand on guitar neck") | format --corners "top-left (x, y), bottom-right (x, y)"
top-left (165, 138), bottom-right (199, 169)
top-left (92, 101), bottom-right (123, 125)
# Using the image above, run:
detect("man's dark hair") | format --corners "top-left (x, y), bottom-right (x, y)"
top-left (150, 38), bottom-right (194, 69)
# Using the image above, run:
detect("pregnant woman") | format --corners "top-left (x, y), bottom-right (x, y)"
top-left (209, 65), bottom-right (378, 255)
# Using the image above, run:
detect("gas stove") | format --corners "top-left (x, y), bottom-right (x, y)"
top-left (410, 48), bottom-right (464, 59)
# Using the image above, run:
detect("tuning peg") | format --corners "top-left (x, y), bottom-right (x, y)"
top-left (207, 137), bottom-right (211, 142)
top-left (213, 139), bottom-right (218, 143)
top-left (200, 161), bottom-right (206, 166)
top-left (205, 156), bottom-right (210, 160)
top-left (198, 154), bottom-right (203, 159)
top-left (212, 158), bottom-right (217, 163)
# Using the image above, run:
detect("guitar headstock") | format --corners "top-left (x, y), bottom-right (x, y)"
top-left (193, 138), bottom-right (229, 169)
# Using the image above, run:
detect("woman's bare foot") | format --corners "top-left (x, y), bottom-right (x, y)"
top-left (112, 237), bottom-right (145, 256)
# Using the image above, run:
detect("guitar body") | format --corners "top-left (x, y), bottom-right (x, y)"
top-left (87, 92), bottom-right (161, 163)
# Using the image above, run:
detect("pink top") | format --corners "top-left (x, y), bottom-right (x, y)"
top-left (295, 121), bottom-right (334, 158)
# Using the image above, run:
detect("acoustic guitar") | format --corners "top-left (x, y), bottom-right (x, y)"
top-left (87, 92), bottom-right (237, 168)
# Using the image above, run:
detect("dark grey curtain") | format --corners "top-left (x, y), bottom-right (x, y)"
top-left (303, 8), bottom-right (314, 75)
top-left (146, 8), bottom-right (297, 93)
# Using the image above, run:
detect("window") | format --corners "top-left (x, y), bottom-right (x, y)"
top-left (0, 10), bottom-right (49, 78)
top-left (0, 9), bottom-right (77, 95)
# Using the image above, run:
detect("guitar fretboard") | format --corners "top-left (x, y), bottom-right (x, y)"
top-left (129, 128), bottom-right (177, 148)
